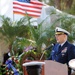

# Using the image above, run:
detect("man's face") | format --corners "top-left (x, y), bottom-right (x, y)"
top-left (55, 33), bottom-right (67, 44)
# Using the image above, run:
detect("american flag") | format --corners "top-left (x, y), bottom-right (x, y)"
top-left (13, 0), bottom-right (44, 18)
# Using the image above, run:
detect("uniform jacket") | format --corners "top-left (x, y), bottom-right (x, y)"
top-left (48, 41), bottom-right (75, 64)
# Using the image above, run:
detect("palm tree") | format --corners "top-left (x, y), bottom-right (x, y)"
top-left (0, 16), bottom-right (31, 55)
top-left (22, 16), bottom-right (55, 59)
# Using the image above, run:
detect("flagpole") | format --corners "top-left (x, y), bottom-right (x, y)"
top-left (0, 0), bottom-right (1, 15)
top-left (13, 12), bottom-right (14, 21)
top-left (12, 0), bottom-right (14, 21)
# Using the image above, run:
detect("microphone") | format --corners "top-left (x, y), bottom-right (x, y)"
top-left (45, 43), bottom-right (55, 50)
top-left (40, 43), bottom-right (55, 60)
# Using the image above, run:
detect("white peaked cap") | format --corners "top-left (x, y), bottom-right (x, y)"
top-left (55, 27), bottom-right (70, 35)
top-left (69, 59), bottom-right (75, 70)
top-left (23, 61), bottom-right (45, 67)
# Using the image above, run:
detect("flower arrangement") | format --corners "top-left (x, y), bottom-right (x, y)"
top-left (5, 56), bottom-right (22, 75)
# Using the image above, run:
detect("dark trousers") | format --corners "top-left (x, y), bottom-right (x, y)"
top-left (68, 67), bottom-right (71, 75)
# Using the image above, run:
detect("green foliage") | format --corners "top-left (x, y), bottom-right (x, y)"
top-left (0, 15), bottom-right (31, 43)
top-left (0, 15), bottom-right (31, 55)
top-left (0, 65), bottom-right (6, 75)
top-left (11, 37), bottom-right (35, 56)
top-left (27, 18), bottom-right (55, 53)
top-left (44, 0), bottom-right (75, 15)
top-left (65, 0), bottom-right (75, 15)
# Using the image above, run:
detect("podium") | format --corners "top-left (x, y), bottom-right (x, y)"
top-left (44, 60), bottom-right (68, 75)
top-left (22, 60), bottom-right (68, 75)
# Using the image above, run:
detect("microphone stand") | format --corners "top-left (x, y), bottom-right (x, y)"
top-left (40, 43), bottom-right (55, 60)
top-left (40, 50), bottom-right (46, 60)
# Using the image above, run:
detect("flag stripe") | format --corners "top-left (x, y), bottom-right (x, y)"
top-left (13, 6), bottom-right (41, 13)
top-left (13, 9), bottom-right (41, 15)
top-left (13, 1), bottom-right (42, 9)
top-left (13, 11), bottom-right (40, 17)
top-left (13, 0), bottom-right (43, 17)
top-left (30, 1), bottom-right (43, 6)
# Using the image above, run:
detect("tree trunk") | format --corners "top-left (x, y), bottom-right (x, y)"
top-left (54, 0), bottom-right (61, 10)
top-left (65, 0), bottom-right (73, 9)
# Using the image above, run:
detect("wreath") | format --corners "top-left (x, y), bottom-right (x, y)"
top-left (5, 56), bottom-right (21, 75)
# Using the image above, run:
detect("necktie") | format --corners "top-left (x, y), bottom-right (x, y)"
top-left (58, 45), bottom-right (61, 53)
top-left (59, 45), bottom-right (61, 50)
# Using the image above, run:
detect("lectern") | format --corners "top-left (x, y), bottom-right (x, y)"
top-left (22, 60), bottom-right (68, 75)
top-left (44, 60), bottom-right (68, 75)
